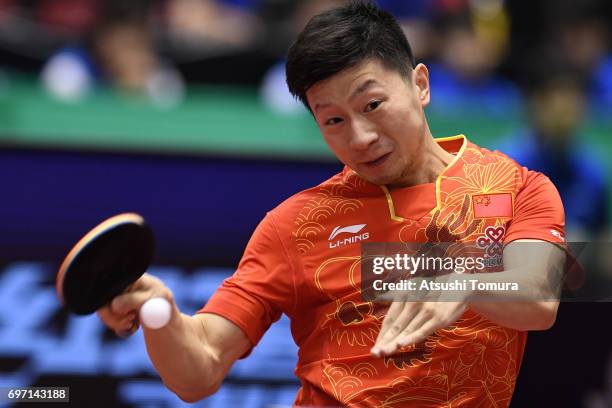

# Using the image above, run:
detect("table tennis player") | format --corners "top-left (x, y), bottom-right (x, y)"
top-left (97, 2), bottom-right (567, 406)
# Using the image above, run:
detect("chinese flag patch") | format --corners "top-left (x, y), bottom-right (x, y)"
top-left (472, 193), bottom-right (513, 218)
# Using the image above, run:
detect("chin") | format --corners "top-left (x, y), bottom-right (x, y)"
top-left (357, 164), bottom-right (401, 185)
top-left (361, 172), bottom-right (396, 186)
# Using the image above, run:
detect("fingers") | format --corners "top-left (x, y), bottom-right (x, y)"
top-left (370, 301), bottom-right (401, 356)
top-left (395, 318), bottom-right (440, 350)
top-left (373, 303), bottom-right (426, 357)
top-left (115, 319), bottom-right (140, 338)
top-left (97, 304), bottom-right (127, 326)
top-left (97, 305), bottom-right (138, 336)
top-left (385, 309), bottom-right (434, 353)
top-left (96, 273), bottom-right (175, 338)
top-left (376, 301), bottom-right (403, 341)
top-left (372, 302), bottom-right (418, 356)
top-left (392, 303), bottom-right (464, 350)
top-left (110, 275), bottom-right (173, 315)
top-left (371, 302), bottom-right (466, 357)
top-left (111, 290), bottom-right (154, 315)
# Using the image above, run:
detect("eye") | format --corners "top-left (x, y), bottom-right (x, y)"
top-left (364, 100), bottom-right (382, 113)
top-left (324, 117), bottom-right (344, 126)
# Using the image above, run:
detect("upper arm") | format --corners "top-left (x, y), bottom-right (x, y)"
top-left (188, 210), bottom-right (295, 393)
top-left (503, 170), bottom-right (568, 309)
top-left (504, 171), bottom-right (565, 244)
top-left (197, 212), bottom-right (296, 347)
top-left (503, 239), bottom-right (565, 327)
top-left (503, 239), bottom-right (566, 292)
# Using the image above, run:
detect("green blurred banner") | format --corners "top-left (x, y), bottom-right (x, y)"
top-left (0, 75), bottom-right (610, 162)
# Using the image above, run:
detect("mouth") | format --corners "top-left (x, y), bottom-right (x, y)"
top-left (362, 152), bottom-right (392, 168)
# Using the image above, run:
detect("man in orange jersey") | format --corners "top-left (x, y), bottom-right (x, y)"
top-left (97, 2), bottom-right (567, 406)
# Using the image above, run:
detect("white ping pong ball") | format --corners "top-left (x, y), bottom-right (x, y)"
top-left (140, 297), bottom-right (172, 329)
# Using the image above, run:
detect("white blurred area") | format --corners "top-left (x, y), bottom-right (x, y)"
top-left (41, 50), bottom-right (92, 102)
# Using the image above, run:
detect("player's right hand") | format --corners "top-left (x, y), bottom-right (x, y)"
top-left (96, 273), bottom-right (176, 337)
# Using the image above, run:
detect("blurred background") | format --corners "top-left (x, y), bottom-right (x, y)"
top-left (0, 0), bottom-right (610, 407)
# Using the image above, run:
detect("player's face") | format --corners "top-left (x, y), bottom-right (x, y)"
top-left (306, 59), bottom-right (431, 187)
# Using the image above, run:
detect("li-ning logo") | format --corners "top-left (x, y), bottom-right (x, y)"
top-left (328, 224), bottom-right (369, 248)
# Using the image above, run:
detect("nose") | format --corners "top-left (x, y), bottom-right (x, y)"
top-left (348, 118), bottom-right (379, 151)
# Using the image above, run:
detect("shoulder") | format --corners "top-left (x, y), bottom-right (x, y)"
top-left (267, 169), bottom-right (349, 221)
top-left (265, 167), bottom-right (377, 240)
top-left (462, 140), bottom-right (523, 171)
top-left (462, 139), bottom-right (558, 195)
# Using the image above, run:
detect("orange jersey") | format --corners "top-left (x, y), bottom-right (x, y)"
top-left (199, 135), bottom-right (565, 407)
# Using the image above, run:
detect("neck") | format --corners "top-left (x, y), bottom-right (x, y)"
top-left (388, 136), bottom-right (456, 189)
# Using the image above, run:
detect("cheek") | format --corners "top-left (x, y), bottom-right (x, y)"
top-left (323, 135), bottom-right (350, 161)
top-left (386, 102), bottom-right (422, 132)
top-left (386, 116), bottom-right (418, 146)
top-left (391, 120), bottom-right (424, 161)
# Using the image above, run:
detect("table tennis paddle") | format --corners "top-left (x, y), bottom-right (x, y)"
top-left (56, 213), bottom-right (171, 333)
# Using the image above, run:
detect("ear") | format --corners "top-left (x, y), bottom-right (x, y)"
top-left (413, 63), bottom-right (430, 107)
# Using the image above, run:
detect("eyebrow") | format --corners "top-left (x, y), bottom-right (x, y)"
top-left (313, 79), bottom-right (380, 114)
top-left (349, 79), bottom-right (379, 101)
top-left (313, 102), bottom-right (331, 113)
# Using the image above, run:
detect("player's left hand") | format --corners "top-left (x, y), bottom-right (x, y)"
top-left (371, 300), bottom-right (467, 357)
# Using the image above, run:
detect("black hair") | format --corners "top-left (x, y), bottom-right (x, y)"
top-left (286, 0), bottom-right (416, 110)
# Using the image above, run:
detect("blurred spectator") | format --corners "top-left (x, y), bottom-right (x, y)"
top-left (426, 0), bottom-right (521, 114)
top-left (163, 0), bottom-right (262, 54)
top-left (506, 0), bottom-right (612, 115)
top-left (501, 70), bottom-right (609, 239)
top-left (592, 55), bottom-right (612, 110)
top-left (376, 0), bottom-right (445, 62)
top-left (545, 1), bottom-right (612, 116)
top-left (41, 2), bottom-right (184, 107)
top-left (559, 12), bottom-right (612, 115)
top-left (36, 0), bottom-right (101, 33)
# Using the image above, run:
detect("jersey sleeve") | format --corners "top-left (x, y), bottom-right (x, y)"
top-left (504, 170), bottom-right (566, 244)
top-left (196, 211), bottom-right (295, 349)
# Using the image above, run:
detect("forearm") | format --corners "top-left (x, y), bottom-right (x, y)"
top-left (468, 300), bottom-right (558, 331)
top-left (143, 311), bottom-right (220, 401)
top-left (463, 268), bottom-right (561, 331)
top-left (372, 241), bottom-right (565, 356)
